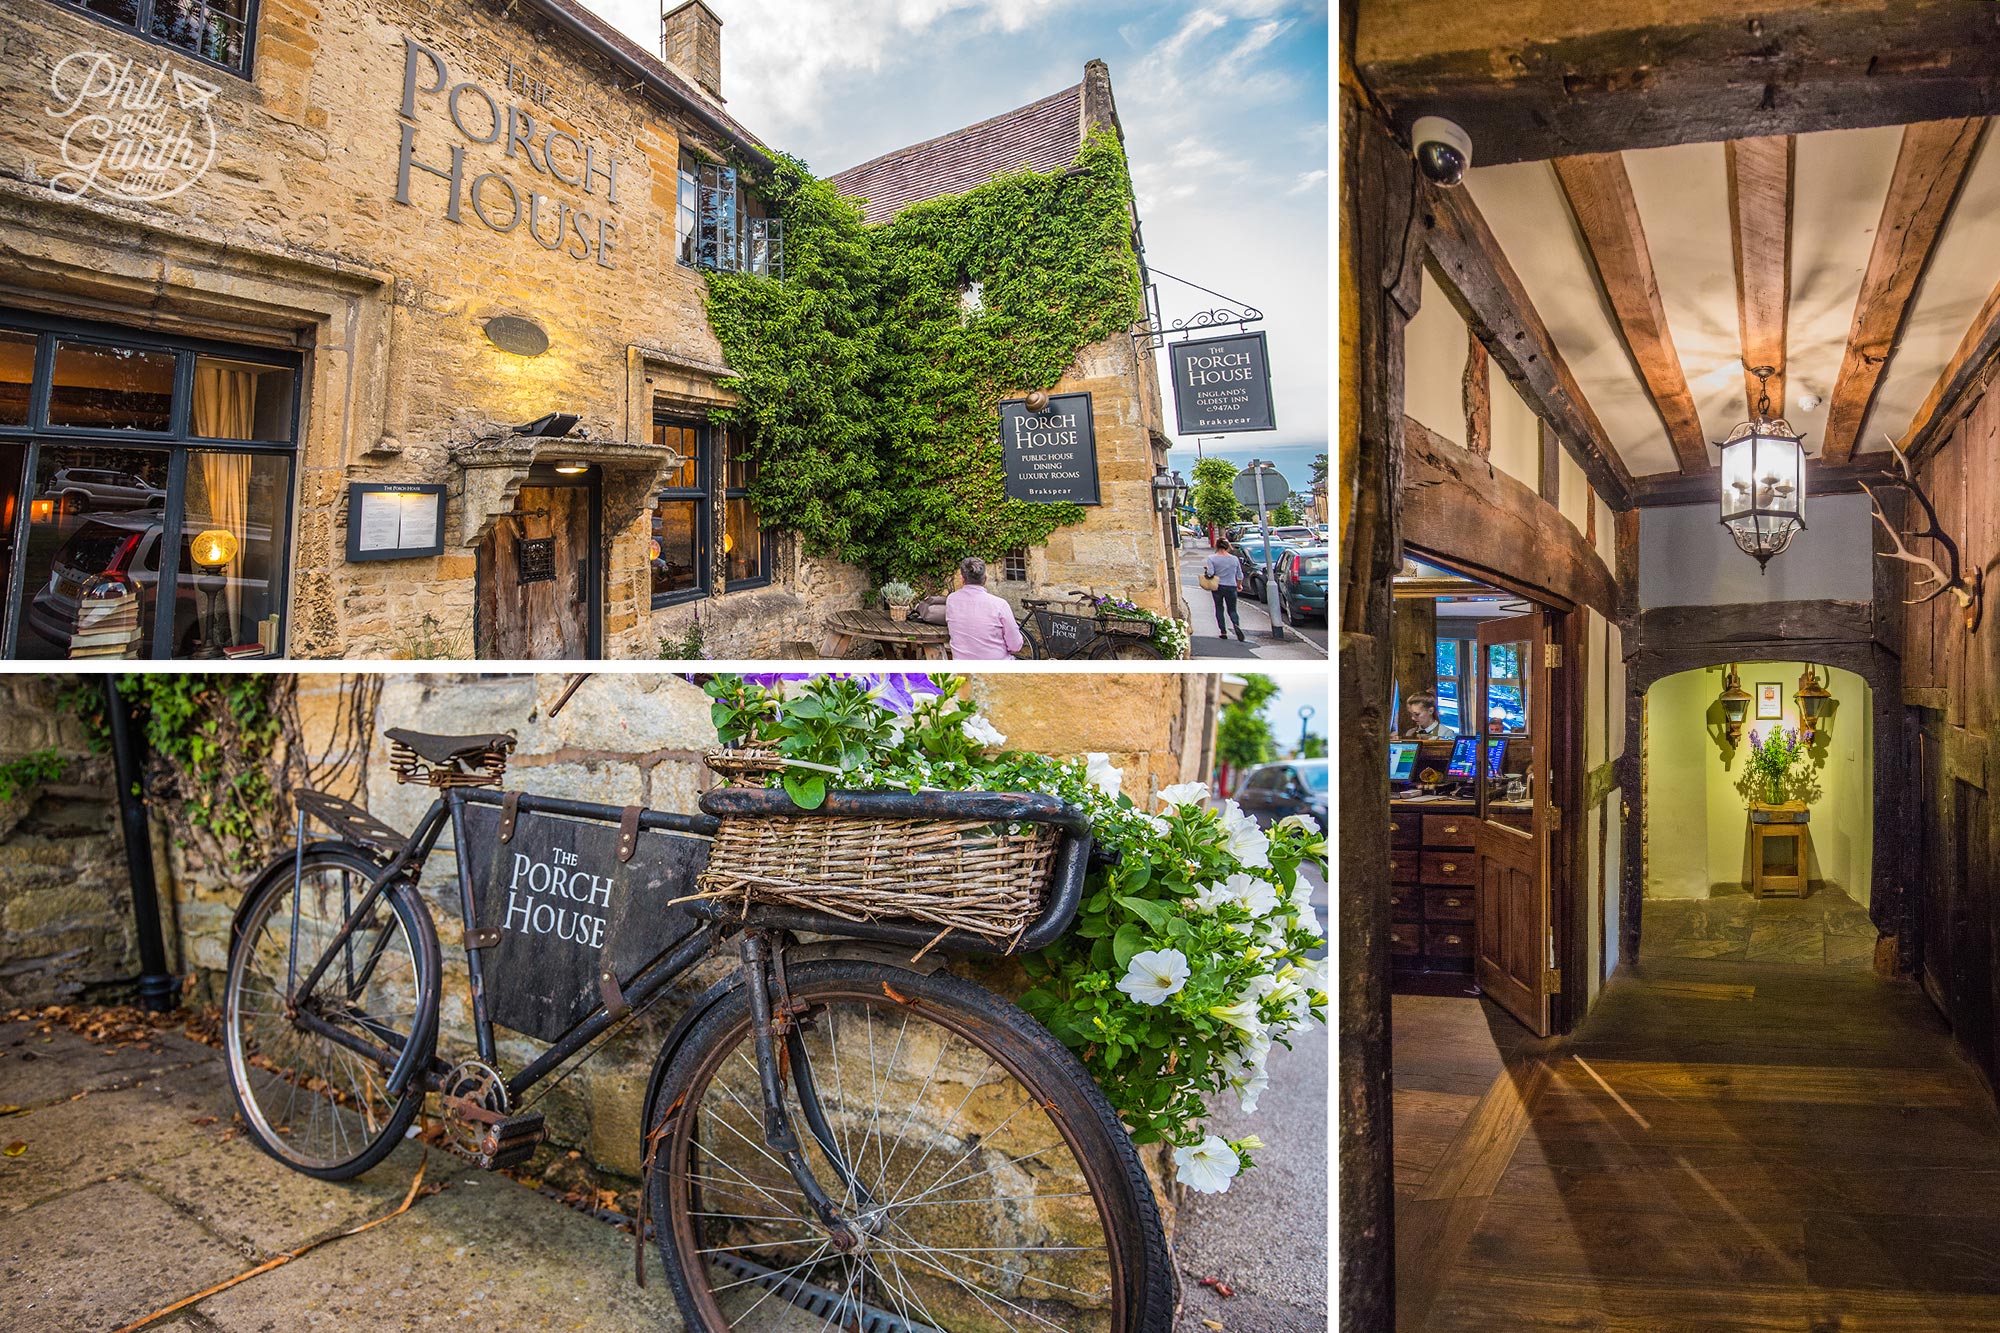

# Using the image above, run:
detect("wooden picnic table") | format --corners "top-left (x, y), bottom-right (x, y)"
top-left (827, 607), bottom-right (952, 660)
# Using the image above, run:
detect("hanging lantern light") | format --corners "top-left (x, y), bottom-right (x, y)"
top-left (1717, 662), bottom-right (1752, 748)
top-left (1794, 663), bottom-right (1833, 740)
top-left (1718, 365), bottom-right (1808, 571)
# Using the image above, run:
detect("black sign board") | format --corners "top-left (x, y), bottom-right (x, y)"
top-left (461, 802), bottom-right (709, 1041)
top-left (345, 483), bottom-right (447, 563)
top-left (1000, 392), bottom-right (1101, 505)
top-left (516, 537), bottom-right (557, 585)
top-left (1167, 332), bottom-right (1276, 435)
top-left (1042, 611), bottom-right (1090, 655)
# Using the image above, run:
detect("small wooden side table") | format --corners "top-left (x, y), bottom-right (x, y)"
top-left (1749, 800), bottom-right (1811, 898)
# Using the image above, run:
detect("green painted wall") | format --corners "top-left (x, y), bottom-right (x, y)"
top-left (1644, 662), bottom-right (1872, 904)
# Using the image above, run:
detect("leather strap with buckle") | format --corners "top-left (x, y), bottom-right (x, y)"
top-left (498, 790), bottom-right (523, 843)
top-left (617, 803), bottom-right (643, 863)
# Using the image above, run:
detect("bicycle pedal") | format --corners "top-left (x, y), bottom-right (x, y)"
top-left (475, 1111), bottom-right (546, 1170)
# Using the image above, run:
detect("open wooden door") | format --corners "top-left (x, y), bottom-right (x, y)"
top-left (1474, 612), bottom-right (1554, 1035)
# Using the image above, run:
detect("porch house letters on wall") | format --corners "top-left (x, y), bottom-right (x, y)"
top-left (395, 37), bottom-right (623, 268)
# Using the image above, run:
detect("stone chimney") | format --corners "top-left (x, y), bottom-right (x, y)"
top-left (661, 0), bottom-right (723, 104)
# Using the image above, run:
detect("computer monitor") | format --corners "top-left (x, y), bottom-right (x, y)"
top-left (1389, 741), bottom-right (1417, 782)
top-left (1486, 737), bottom-right (1508, 778)
top-left (1446, 736), bottom-right (1478, 779)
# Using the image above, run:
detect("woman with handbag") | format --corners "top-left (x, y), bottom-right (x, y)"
top-left (1201, 539), bottom-right (1247, 642)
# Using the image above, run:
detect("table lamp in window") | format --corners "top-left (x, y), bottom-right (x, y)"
top-left (190, 527), bottom-right (239, 658)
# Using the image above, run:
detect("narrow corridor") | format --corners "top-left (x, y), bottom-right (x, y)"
top-left (1394, 959), bottom-right (2000, 1331)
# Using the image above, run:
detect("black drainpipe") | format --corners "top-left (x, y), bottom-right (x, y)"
top-left (103, 677), bottom-right (176, 1012)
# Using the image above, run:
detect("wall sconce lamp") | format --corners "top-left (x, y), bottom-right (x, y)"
top-left (1794, 663), bottom-right (1833, 740)
top-left (553, 459), bottom-right (590, 475)
top-left (1717, 663), bottom-right (1752, 748)
top-left (514, 412), bottom-right (580, 438)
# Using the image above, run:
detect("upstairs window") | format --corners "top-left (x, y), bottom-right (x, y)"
top-left (674, 153), bottom-right (783, 279)
top-left (55, 0), bottom-right (257, 78)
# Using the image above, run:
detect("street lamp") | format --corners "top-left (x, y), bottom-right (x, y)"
top-left (1298, 704), bottom-right (1316, 755)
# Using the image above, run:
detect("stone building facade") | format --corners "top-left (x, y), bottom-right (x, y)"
top-left (0, 0), bottom-right (1180, 659)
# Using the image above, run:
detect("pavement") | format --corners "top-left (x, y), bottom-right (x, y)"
top-left (1177, 539), bottom-right (1329, 661)
top-left (0, 963), bottom-right (1329, 1333)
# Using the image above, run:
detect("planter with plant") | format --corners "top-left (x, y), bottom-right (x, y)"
top-left (878, 580), bottom-right (916, 621)
top-left (697, 671), bottom-right (1326, 1194)
top-left (1743, 725), bottom-right (1812, 807)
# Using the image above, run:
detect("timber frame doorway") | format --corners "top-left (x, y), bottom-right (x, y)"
top-left (474, 465), bottom-right (604, 660)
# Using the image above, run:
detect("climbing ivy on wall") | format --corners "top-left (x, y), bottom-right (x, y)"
top-left (703, 129), bottom-right (1145, 586)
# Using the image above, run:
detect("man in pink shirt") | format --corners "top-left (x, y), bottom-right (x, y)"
top-left (945, 557), bottom-right (1024, 659)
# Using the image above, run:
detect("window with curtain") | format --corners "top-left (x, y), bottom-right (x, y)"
top-left (0, 312), bottom-right (299, 659)
top-left (651, 420), bottom-right (706, 605)
top-left (721, 428), bottom-right (770, 589)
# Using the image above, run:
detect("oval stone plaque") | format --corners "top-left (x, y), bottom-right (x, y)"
top-left (484, 314), bottom-right (550, 357)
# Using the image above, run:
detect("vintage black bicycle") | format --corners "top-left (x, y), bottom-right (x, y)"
top-left (1017, 595), bottom-right (1165, 661)
top-left (220, 699), bottom-right (1172, 1332)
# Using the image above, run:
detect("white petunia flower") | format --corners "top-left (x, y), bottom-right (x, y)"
top-left (1188, 880), bottom-right (1233, 912)
top-left (1288, 880), bottom-right (1323, 936)
top-left (1138, 813), bottom-right (1171, 836)
top-left (1116, 949), bottom-right (1190, 1006)
top-left (1085, 753), bottom-right (1125, 799)
top-left (1218, 800), bottom-right (1272, 869)
top-left (1173, 1135), bottom-right (1242, 1194)
top-left (1221, 1045), bottom-right (1271, 1114)
top-left (1157, 781), bottom-right (1209, 809)
top-left (960, 714), bottom-right (1007, 748)
top-left (1225, 872), bottom-right (1279, 919)
top-left (1278, 813), bottom-right (1322, 835)
top-left (1210, 995), bottom-right (1263, 1038)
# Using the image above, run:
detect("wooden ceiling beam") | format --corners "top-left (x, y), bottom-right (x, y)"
top-left (1820, 117), bottom-right (1986, 464)
top-left (1354, 0), bottom-right (2000, 167)
top-left (1726, 137), bottom-right (1793, 424)
top-left (1898, 275), bottom-right (2000, 466)
top-left (1420, 182), bottom-right (1637, 509)
top-left (1553, 152), bottom-right (1711, 475)
top-left (1629, 452), bottom-right (1895, 507)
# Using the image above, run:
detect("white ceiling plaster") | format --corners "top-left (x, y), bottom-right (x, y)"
top-left (1465, 161), bottom-right (1681, 475)
top-left (1466, 119), bottom-right (1995, 481)
top-left (1857, 126), bottom-right (2000, 452)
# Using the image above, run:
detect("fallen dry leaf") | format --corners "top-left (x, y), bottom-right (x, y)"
top-left (3, 1141), bottom-right (25, 1157)
top-left (0, 1105), bottom-right (22, 1117)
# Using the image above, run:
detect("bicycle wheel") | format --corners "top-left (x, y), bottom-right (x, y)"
top-left (223, 844), bottom-right (438, 1180)
top-left (1090, 635), bottom-right (1163, 661)
top-left (649, 959), bottom-right (1173, 1333)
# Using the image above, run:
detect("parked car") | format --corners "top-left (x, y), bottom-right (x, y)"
top-left (1234, 758), bottom-right (1329, 830)
top-left (1237, 536), bottom-right (1301, 598)
top-left (48, 468), bottom-right (165, 513)
top-left (1267, 524), bottom-right (1316, 543)
top-left (1278, 546), bottom-right (1328, 623)
top-left (26, 513), bottom-right (270, 655)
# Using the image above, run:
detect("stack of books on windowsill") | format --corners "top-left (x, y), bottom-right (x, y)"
top-left (69, 581), bottom-right (142, 660)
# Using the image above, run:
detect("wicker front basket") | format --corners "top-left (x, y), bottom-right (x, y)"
top-left (696, 812), bottom-right (1062, 945)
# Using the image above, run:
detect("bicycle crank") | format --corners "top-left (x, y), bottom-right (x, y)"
top-left (438, 1060), bottom-right (545, 1169)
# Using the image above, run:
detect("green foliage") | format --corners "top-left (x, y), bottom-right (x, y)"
top-left (1217, 675), bottom-right (1280, 772)
top-left (396, 612), bottom-right (471, 660)
top-left (1740, 724), bottom-right (1819, 806)
top-left (700, 673), bottom-right (1327, 1174)
top-left (1310, 453), bottom-right (1328, 489)
top-left (703, 132), bottom-right (1145, 585)
top-left (657, 611), bottom-right (707, 660)
top-left (1189, 456), bottom-right (1244, 532)
top-left (1299, 732), bottom-right (1328, 759)
top-left (0, 749), bottom-right (64, 803)
top-left (1271, 502), bottom-right (1300, 526)
top-left (58, 675), bottom-right (284, 872)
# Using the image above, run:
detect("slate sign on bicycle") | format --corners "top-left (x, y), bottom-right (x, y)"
top-left (1040, 610), bottom-right (1091, 656)
top-left (461, 802), bottom-right (709, 1042)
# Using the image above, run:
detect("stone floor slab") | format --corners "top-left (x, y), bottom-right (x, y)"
top-left (0, 1063), bottom-right (236, 1215)
top-left (0, 1177), bottom-right (244, 1333)
top-left (0, 1019), bottom-right (212, 1110)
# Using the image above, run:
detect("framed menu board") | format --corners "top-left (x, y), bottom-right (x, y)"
top-left (346, 484), bottom-right (447, 562)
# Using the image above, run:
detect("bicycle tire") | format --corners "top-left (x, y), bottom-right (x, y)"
top-left (649, 959), bottom-right (1173, 1332)
top-left (222, 844), bottom-right (438, 1181)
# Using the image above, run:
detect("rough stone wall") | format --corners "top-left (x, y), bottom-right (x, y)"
top-left (0, 0), bottom-right (872, 659)
top-left (0, 681), bottom-right (137, 1008)
top-left (167, 672), bottom-right (1213, 1206)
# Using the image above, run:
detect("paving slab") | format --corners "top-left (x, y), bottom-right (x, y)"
top-left (0, 1018), bottom-right (212, 1110)
top-left (0, 1177), bottom-right (246, 1333)
top-left (0, 1062), bottom-right (237, 1215)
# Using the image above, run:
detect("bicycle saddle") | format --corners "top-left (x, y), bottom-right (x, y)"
top-left (384, 729), bottom-right (518, 765)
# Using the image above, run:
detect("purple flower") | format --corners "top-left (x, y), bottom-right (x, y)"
top-left (736, 672), bottom-right (944, 715)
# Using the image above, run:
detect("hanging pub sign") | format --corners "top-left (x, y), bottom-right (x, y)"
top-left (460, 801), bottom-right (709, 1041)
top-left (1000, 391), bottom-right (1101, 505)
top-left (1167, 332), bottom-right (1276, 435)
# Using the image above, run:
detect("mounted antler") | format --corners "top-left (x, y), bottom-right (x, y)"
top-left (1859, 436), bottom-right (1984, 631)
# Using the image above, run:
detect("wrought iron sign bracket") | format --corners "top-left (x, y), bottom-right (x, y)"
top-left (1132, 266), bottom-right (1265, 349)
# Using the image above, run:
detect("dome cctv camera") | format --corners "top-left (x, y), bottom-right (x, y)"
top-left (1412, 116), bottom-right (1473, 187)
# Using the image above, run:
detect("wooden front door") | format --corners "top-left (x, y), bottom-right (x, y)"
top-left (476, 478), bottom-right (599, 659)
top-left (1474, 612), bottom-right (1553, 1036)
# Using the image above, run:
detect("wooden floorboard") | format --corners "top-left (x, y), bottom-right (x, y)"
top-left (1394, 957), bottom-right (2000, 1330)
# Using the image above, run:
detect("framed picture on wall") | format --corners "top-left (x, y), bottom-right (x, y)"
top-left (1755, 682), bottom-right (1783, 719)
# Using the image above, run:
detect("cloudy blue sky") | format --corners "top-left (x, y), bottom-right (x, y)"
top-left (580, 0), bottom-right (1330, 459)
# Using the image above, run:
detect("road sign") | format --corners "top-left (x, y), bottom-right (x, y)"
top-left (1233, 466), bottom-right (1291, 508)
